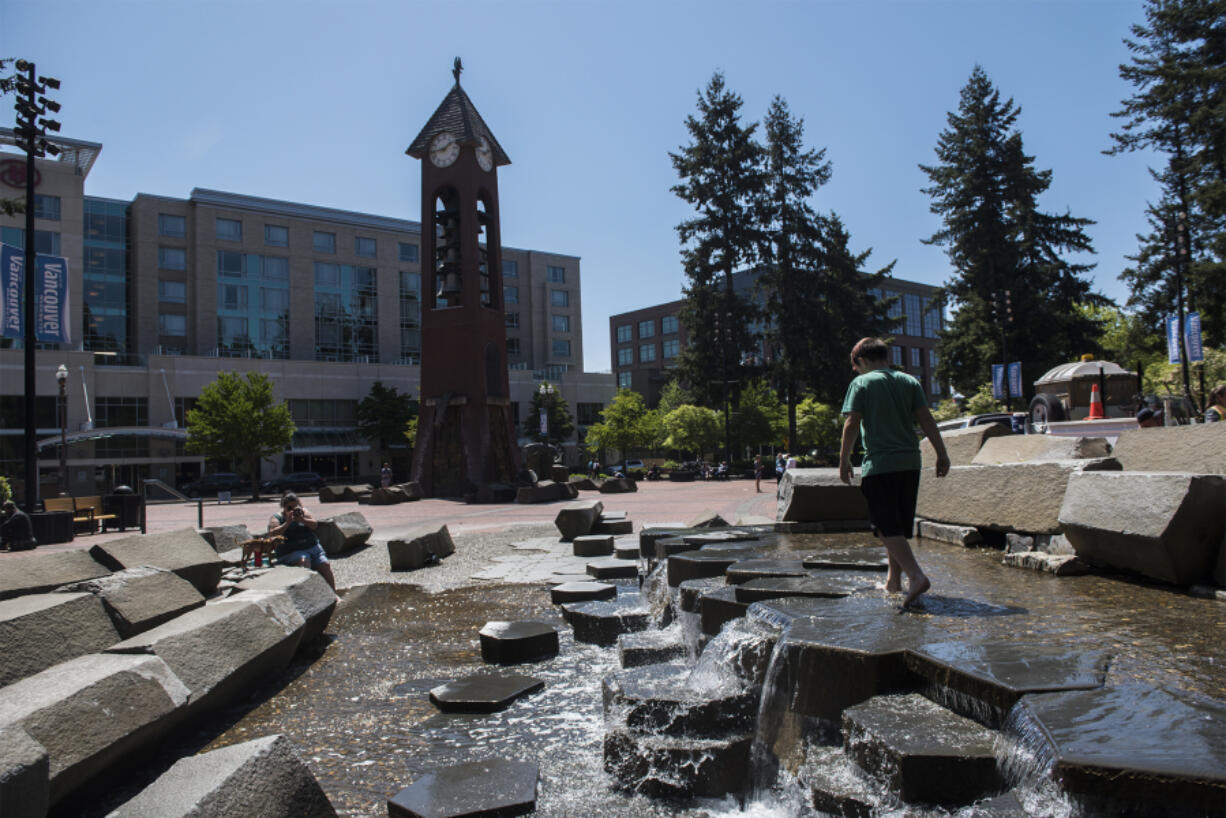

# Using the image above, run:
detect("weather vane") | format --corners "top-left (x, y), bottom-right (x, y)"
top-left (453, 57), bottom-right (463, 84)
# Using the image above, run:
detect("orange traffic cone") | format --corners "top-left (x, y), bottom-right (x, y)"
top-left (1087, 383), bottom-right (1105, 419)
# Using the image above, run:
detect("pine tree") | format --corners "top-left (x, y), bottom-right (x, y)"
top-left (671, 72), bottom-right (765, 457)
top-left (921, 66), bottom-right (1102, 397)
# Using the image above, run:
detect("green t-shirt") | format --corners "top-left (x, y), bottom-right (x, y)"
top-left (841, 368), bottom-right (925, 477)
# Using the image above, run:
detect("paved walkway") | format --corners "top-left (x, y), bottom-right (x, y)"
top-left (8, 477), bottom-right (782, 555)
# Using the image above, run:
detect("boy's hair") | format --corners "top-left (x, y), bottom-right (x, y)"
top-left (851, 337), bottom-right (890, 363)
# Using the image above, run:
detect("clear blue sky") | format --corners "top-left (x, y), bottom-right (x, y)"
top-left (3, 0), bottom-right (1159, 374)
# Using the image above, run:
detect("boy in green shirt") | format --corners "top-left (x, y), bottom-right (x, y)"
top-left (839, 337), bottom-right (950, 610)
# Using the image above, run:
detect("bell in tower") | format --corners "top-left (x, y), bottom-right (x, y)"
top-left (405, 59), bottom-right (521, 498)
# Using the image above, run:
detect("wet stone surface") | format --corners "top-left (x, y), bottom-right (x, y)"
top-left (428, 673), bottom-right (545, 713)
top-left (548, 581), bottom-right (617, 605)
top-left (564, 597), bottom-right (652, 646)
top-left (478, 620), bottom-right (559, 665)
top-left (387, 757), bottom-right (538, 818)
top-left (724, 558), bottom-right (808, 585)
top-left (735, 573), bottom-right (880, 604)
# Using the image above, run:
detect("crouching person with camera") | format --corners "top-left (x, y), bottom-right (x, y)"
top-left (268, 492), bottom-right (336, 590)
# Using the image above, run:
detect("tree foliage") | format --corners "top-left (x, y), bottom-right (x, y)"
top-left (584, 389), bottom-right (656, 457)
top-left (522, 383), bottom-right (574, 444)
top-left (657, 378), bottom-right (693, 417)
top-left (185, 372), bottom-right (295, 500)
top-left (921, 66), bottom-right (1103, 396)
top-left (356, 381), bottom-right (418, 457)
top-left (795, 397), bottom-right (842, 451)
top-left (732, 379), bottom-right (785, 452)
top-left (662, 405), bottom-right (723, 460)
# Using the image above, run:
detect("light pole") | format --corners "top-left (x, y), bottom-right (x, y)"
top-left (538, 382), bottom-right (555, 453)
top-left (55, 364), bottom-right (67, 495)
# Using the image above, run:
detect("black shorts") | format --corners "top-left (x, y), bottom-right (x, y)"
top-left (859, 469), bottom-right (920, 539)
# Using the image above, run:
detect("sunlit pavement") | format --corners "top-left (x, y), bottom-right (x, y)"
top-left (11, 477), bottom-right (783, 555)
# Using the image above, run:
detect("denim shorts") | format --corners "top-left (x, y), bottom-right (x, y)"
top-left (276, 542), bottom-right (329, 569)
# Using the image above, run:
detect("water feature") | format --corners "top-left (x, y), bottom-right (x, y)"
top-left (71, 530), bottom-right (1226, 817)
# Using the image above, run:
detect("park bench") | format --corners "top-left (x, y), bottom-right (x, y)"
top-left (43, 496), bottom-right (118, 535)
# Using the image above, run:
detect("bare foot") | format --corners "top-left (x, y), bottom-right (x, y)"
top-left (884, 579), bottom-right (902, 593)
top-left (900, 575), bottom-right (931, 611)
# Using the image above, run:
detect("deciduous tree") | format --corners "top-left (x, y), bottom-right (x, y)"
top-left (662, 405), bottom-right (723, 461)
top-left (356, 381), bottom-right (418, 461)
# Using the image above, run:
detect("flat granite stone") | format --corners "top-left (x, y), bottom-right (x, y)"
top-left (776, 468), bottom-right (868, 523)
top-left (233, 567), bottom-right (337, 644)
top-left (586, 557), bottom-right (639, 580)
top-left (922, 423), bottom-right (1009, 467)
top-left (57, 566), bottom-right (205, 639)
top-left (478, 621), bottom-right (559, 664)
top-left (0, 593), bottom-right (120, 687)
top-left (724, 559), bottom-right (808, 585)
top-left (602, 662), bottom-right (757, 737)
top-left (971, 434), bottom-right (1110, 465)
top-left (667, 550), bottom-right (743, 586)
top-left (572, 534), bottom-right (614, 557)
top-left (678, 577), bottom-right (727, 613)
top-left (801, 547), bottom-right (889, 572)
top-left (843, 693), bottom-right (1004, 807)
top-left (554, 499), bottom-right (604, 541)
top-left (638, 526), bottom-right (687, 558)
top-left (617, 629), bottom-right (689, 668)
top-left (564, 599), bottom-right (652, 646)
top-left (0, 550), bottom-right (111, 601)
top-left (89, 528), bottom-right (224, 596)
top-left (686, 510), bottom-right (729, 528)
top-left (1010, 685), bottom-right (1226, 817)
top-left (1111, 421), bottom-right (1226, 474)
top-left (387, 525), bottom-right (455, 571)
top-left (734, 573), bottom-right (878, 604)
top-left (549, 581), bottom-right (617, 605)
top-left (604, 729), bottom-right (752, 799)
top-left (1001, 551), bottom-right (1090, 576)
top-left (798, 743), bottom-right (881, 818)
top-left (428, 674), bottom-right (544, 713)
top-left (699, 586), bottom-right (749, 636)
top-left (915, 520), bottom-right (984, 547)
top-left (315, 511), bottom-right (372, 556)
top-left (592, 518), bottom-right (634, 535)
top-left (388, 758), bottom-right (539, 818)
top-left (613, 540), bottom-right (640, 560)
top-left (0, 725), bottom-right (48, 818)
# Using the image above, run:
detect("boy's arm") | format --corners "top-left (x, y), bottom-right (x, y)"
top-left (914, 406), bottom-right (951, 477)
top-left (839, 412), bottom-right (861, 484)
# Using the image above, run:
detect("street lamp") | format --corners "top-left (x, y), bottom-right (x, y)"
top-left (55, 364), bottom-right (67, 495)
top-left (538, 382), bottom-right (555, 452)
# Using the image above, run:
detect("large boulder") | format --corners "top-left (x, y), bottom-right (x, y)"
top-left (555, 499), bottom-right (604, 541)
top-left (368, 487), bottom-right (408, 505)
top-left (516, 480), bottom-right (577, 504)
top-left (233, 567), bottom-right (337, 644)
top-left (89, 528), bottom-right (224, 596)
top-left (0, 653), bottom-right (190, 806)
top-left (197, 525), bottom-right (251, 554)
top-left (0, 725), bottom-right (47, 818)
top-left (0, 550), bottom-right (111, 601)
top-left (109, 734), bottom-right (335, 818)
top-left (388, 525), bottom-right (457, 572)
top-left (971, 435), bottom-right (1111, 465)
top-left (776, 469), bottom-right (867, 524)
top-left (0, 593), bottom-right (119, 687)
top-left (1111, 422), bottom-right (1226, 474)
top-left (105, 599), bottom-right (298, 714)
top-left (1058, 471), bottom-right (1226, 586)
top-left (394, 481), bottom-right (423, 500)
top-left (315, 512), bottom-right (372, 556)
top-left (340, 484), bottom-right (373, 502)
top-left (923, 424), bottom-right (1009, 468)
top-left (917, 459), bottom-right (1120, 534)
top-left (598, 478), bottom-right (638, 494)
top-left (550, 464), bottom-right (571, 483)
top-left (58, 566), bottom-right (205, 639)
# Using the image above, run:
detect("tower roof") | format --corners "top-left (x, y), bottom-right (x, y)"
top-left (407, 78), bottom-right (511, 167)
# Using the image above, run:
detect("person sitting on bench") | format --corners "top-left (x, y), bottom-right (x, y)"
top-left (1, 501), bottom-right (37, 551)
top-left (267, 492), bottom-right (335, 590)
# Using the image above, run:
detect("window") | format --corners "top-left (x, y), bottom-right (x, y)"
top-left (218, 316), bottom-right (248, 341)
top-left (218, 283), bottom-right (248, 311)
top-left (158, 314), bottom-right (186, 336)
top-left (923, 303), bottom-right (942, 339)
top-left (262, 256), bottom-right (289, 280)
top-left (33, 194), bottom-right (61, 220)
top-left (158, 247), bottom-right (186, 270)
top-left (314, 262), bottom-right (340, 287)
top-left (158, 280), bottom-right (186, 303)
top-left (905, 293), bottom-right (923, 337)
top-left (929, 349), bottom-right (937, 368)
top-left (313, 231), bottom-right (336, 253)
top-left (506, 337), bottom-right (521, 355)
top-left (261, 288), bottom-right (289, 311)
top-left (640, 344), bottom-right (656, 363)
top-left (552, 314), bottom-right (570, 332)
top-left (95, 396), bottom-right (147, 428)
top-left (264, 224), bottom-right (288, 247)
top-left (911, 347), bottom-right (921, 368)
top-left (547, 265), bottom-right (565, 283)
top-left (399, 242), bottom-right (419, 263)
top-left (550, 289), bottom-right (569, 307)
top-left (553, 339), bottom-right (571, 357)
top-left (885, 290), bottom-right (903, 330)
top-left (216, 218), bottom-right (242, 242)
top-left (891, 346), bottom-right (903, 366)
top-left (616, 324), bottom-right (632, 343)
top-left (505, 312), bottom-right (519, 329)
top-left (618, 372), bottom-right (632, 389)
top-left (931, 375), bottom-right (941, 395)
top-left (502, 260), bottom-right (518, 278)
top-left (217, 250), bottom-right (244, 278)
top-left (663, 339), bottom-right (680, 359)
top-left (356, 236), bottom-right (376, 257)
top-left (260, 318), bottom-right (285, 343)
top-left (617, 348), bottom-right (632, 366)
top-left (505, 286), bottom-right (519, 305)
top-left (638, 320), bottom-right (655, 339)
top-left (662, 315), bottom-right (679, 334)
top-left (577, 403), bottom-right (604, 425)
top-left (158, 213), bottom-right (186, 237)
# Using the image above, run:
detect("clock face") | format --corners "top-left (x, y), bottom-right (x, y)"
top-left (429, 132), bottom-right (460, 168)
top-left (475, 136), bottom-right (494, 172)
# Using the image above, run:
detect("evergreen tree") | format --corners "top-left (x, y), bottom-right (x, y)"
top-left (920, 66), bottom-right (1102, 396)
top-left (671, 72), bottom-right (765, 456)
top-left (356, 381), bottom-right (418, 461)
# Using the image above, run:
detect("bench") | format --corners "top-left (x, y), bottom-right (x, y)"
top-left (43, 496), bottom-right (117, 535)
top-left (76, 496), bottom-right (118, 533)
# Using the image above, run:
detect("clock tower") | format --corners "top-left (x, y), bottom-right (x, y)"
top-left (406, 59), bottom-right (520, 497)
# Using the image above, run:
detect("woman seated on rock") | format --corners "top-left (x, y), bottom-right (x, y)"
top-left (267, 492), bottom-right (335, 590)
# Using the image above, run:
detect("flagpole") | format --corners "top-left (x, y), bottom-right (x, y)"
top-left (22, 60), bottom-right (38, 512)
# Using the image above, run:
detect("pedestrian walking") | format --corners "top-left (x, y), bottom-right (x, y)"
top-left (754, 454), bottom-right (764, 492)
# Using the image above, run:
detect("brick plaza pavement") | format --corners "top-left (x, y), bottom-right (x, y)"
top-left (8, 476), bottom-right (783, 555)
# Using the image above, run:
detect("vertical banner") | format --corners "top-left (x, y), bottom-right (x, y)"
top-left (1185, 312), bottom-right (1203, 363)
top-left (1007, 362), bottom-right (1022, 399)
top-left (0, 243), bottom-right (22, 340)
top-left (539, 407), bottom-right (548, 436)
top-left (1165, 315), bottom-right (1182, 364)
top-left (35, 254), bottom-right (71, 344)
top-left (991, 363), bottom-right (1005, 400)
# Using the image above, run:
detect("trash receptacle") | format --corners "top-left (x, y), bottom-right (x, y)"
top-left (103, 494), bottom-right (143, 531)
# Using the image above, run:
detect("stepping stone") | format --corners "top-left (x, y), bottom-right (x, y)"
top-left (572, 535), bottom-right (614, 557)
top-left (603, 663), bottom-right (757, 736)
top-left (564, 599), bottom-right (651, 646)
top-left (549, 581), bottom-right (616, 605)
top-left (618, 630), bottom-right (688, 668)
top-left (603, 729), bottom-right (752, 799)
top-left (843, 693), bottom-right (1004, 807)
top-left (725, 559), bottom-right (808, 585)
top-left (388, 758), bottom-right (539, 818)
top-left (667, 551), bottom-right (743, 587)
top-left (802, 548), bottom-right (889, 572)
top-left (478, 621), bottom-right (559, 664)
top-left (593, 518), bottom-right (633, 535)
top-left (686, 510), bottom-right (728, 528)
top-left (699, 586), bottom-right (749, 636)
top-left (652, 537), bottom-right (695, 560)
top-left (916, 520), bottom-right (984, 547)
top-left (428, 674), bottom-right (544, 713)
top-left (599, 511), bottom-right (628, 522)
top-left (613, 540), bottom-right (640, 560)
top-left (734, 573), bottom-right (876, 604)
top-left (678, 578), bottom-right (725, 613)
top-left (799, 743), bottom-right (881, 818)
top-left (681, 530), bottom-right (758, 547)
top-left (586, 557), bottom-right (638, 580)
top-left (638, 526), bottom-right (686, 559)
top-left (905, 640), bottom-right (1110, 728)
top-left (1009, 685), bottom-right (1226, 815)
top-left (387, 525), bottom-right (455, 571)
top-left (554, 499), bottom-right (603, 541)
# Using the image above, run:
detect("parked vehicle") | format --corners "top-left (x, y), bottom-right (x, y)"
top-left (180, 472), bottom-right (250, 498)
top-left (261, 471), bottom-right (327, 494)
top-left (1029, 360), bottom-right (1138, 426)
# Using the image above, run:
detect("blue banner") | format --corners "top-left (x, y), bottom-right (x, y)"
top-left (992, 363), bottom-right (1005, 400)
top-left (35, 254), bottom-right (70, 344)
top-left (1166, 315), bottom-right (1182, 364)
top-left (0, 243), bottom-right (21, 340)
top-left (1007, 361), bottom-right (1022, 398)
top-left (1185, 312), bottom-right (1203, 363)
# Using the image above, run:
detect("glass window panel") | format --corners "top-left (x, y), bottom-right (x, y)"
top-left (261, 318), bottom-right (285, 343)
top-left (638, 320), bottom-right (655, 339)
top-left (552, 314), bottom-right (569, 332)
top-left (506, 337), bottom-right (521, 355)
top-left (158, 314), bottom-right (186, 335)
top-left (399, 242), bottom-right (419, 262)
top-left (616, 325), bottom-right (632, 343)
top-left (264, 224), bottom-right (288, 247)
top-left (217, 250), bottom-right (243, 277)
top-left (639, 343), bottom-right (656, 363)
top-left (505, 313), bottom-right (519, 329)
top-left (891, 346), bottom-right (903, 365)
top-left (505, 286), bottom-right (518, 305)
top-left (905, 293), bottom-right (923, 336)
top-left (502, 260), bottom-right (518, 278)
top-left (400, 271), bottom-right (420, 295)
top-left (218, 284), bottom-right (248, 310)
top-left (550, 289), bottom-right (568, 307)
top-left (314, 262), bottom-right (340, 287)
top-left (663, 339), bottom-right (680, 359)
top-left (261, 288), bottom-right (289, 311)
top-left (617, 348), bottom-right (632, 366)
top-left (313, 231), bottom-right (336, 253)
top-left (158, 280), bottom-right (186, 303)
top-left (662, 315), bottom-right (679, 334)
top-left (158, 247), bottom-right (186, 270)
top-left (552, 339), bottom-right (571, 357)
top-left (216, 218), bottom-right (242, 242)
top-left (158, 214), bottom-right (186, 237)
top-left (33, 194), bottom-right (61, 220)
top-left (262, 256), bottom-right (289, 280)
top-left (356, 236), bottom-right (376, 257)
top-left (547, 265), bottom-right (565, 283)
top-left (911, 347), bottom-right (921, 367)
top-left (618, 371), bottom-right (632, 389)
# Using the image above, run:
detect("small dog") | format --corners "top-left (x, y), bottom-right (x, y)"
top-left (238, 535), bottom-right (284, 573)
